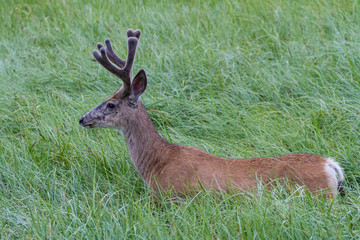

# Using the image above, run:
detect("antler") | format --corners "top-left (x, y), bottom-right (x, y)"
top-left (92, 29), bottom-right (141, 97)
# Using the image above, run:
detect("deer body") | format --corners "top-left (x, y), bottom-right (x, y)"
top-left (79, 29), bottom-right (344, 197)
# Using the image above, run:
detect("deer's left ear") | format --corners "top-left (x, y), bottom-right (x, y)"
top-left (130, 69), bottom-right (147, 103)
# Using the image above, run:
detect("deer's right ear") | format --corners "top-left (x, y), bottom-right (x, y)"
top-left (129, 69), bottom-right (147, 103)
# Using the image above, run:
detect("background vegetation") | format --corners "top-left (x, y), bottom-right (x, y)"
top-left (1, 0), bottom-right (359, 238)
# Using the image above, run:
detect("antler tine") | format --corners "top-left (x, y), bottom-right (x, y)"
top-left (127, 29), bottom-right (141, 39)
top-left (92, 29), bottom-right (141, 96)
top-left (104, 39), bottom-right (126, 68)
top-left (123, 37), bottom-right (139, 77)
top-left (93, 47), bottom-right (130, 85)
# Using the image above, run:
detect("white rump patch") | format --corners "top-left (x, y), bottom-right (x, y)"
top-left (324, 158), bottom-right (344, 196)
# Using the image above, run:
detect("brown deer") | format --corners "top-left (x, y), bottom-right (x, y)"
top-left (79, 29), bottom-right (345, 198)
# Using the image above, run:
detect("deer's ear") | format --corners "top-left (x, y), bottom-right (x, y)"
top-left (130, 69), bottom-right (147, 102)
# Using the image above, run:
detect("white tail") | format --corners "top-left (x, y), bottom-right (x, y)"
top-left (79, 29), bottom-right (345, 198)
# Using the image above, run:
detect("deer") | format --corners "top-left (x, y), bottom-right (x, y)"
top-left (79, 29), bottom-right (345, 198)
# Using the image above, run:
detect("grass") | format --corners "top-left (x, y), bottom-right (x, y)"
top-left (1, 0), bottom-right (360, 238)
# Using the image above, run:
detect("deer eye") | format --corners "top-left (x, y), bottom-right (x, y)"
top-left (107, 103), bottom-right (115, 109)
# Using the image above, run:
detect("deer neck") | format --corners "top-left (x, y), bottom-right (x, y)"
top-left (122, 101), bottom-right (169, 182)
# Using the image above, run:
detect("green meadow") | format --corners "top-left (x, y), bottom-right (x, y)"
top-left (1, 0), bottom-right (360, 238)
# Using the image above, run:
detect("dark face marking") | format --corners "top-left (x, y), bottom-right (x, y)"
top-left (79, 97), bottom-right (129, 129)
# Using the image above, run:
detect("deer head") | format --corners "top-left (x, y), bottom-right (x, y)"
top-left (79, 29), bottom-right (147, 130)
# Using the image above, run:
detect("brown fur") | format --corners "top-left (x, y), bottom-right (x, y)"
top-left (81, 101), bottom-right (342, 197)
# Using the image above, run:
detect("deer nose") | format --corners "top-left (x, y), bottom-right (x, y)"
top-left (79, 117), bottom-right (84, 125)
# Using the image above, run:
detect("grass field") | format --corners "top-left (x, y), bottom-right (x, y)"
top-left (1, 0), bottom-right (360, 238)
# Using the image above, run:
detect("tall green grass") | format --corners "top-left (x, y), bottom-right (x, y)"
top-left (1, 0), bottom-right (360, 238)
